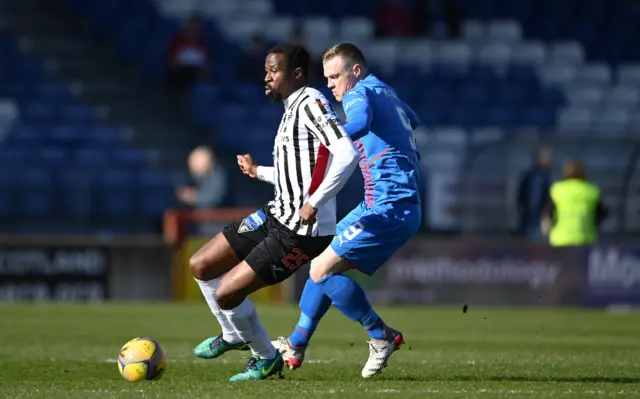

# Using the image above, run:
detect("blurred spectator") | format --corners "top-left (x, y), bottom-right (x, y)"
top-left (166, 12), bottom-right (210, 98)
top-left (176, 146), bottom-right (228, 209)
top-left (376, 0), bottom-right (417, 37)
top-left (239, 34), bottom-right (268, 83)
top-left (541, 161), bottom-right (608, 246)
top-left (516, 147), bottom-right (554, 239)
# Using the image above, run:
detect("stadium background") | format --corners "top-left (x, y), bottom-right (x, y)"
top-left (0, 0), bottom-right (639, 307)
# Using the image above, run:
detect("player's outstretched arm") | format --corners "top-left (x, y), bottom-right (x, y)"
top-left (237, 154), bottom-right (275, 184)
top-left (342, 89), bottom-right (373, 140)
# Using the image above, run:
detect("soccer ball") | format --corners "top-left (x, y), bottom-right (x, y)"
top-left (117, 337), bottom-right (166, 382)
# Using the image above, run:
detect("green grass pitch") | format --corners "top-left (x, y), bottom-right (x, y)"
top-left (1, 303), bottom-right (639, 398)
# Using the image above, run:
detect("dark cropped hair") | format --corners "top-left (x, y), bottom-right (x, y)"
top-left (268, 43), bottom-right (311, 79)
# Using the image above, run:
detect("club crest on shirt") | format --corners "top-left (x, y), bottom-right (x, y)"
top-left (238, 219), bottom-right (254, 233)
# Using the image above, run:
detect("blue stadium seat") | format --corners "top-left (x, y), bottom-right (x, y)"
top-left (2, 82), bottom-right (36, 103)
top-left (86, 0), bottom-right (124, 38)
top-left (6, 125), bottom-right (44, 147)
top-left (113, 20), bottom-right (151, 60)
top-left (0, 147), bottom-right (27, 166)
top-left (423, 85), bottom-right (455, 106)
top-left (458, 84), bottom-right (491, 106)
top-left (495, 85), bottom-right (527, 106)
top-left (522, 106), bottom-right (557, 129)
top-left (245, 127), bottom-right (274, 148)
top-left (230, 84), bottom-right (263, 104)
top-left (75, 147), bottom-right (111, 167)
top-left (138, 41), bottom-right (167, 83)
top-left (57, 169), bottom-right (93, 219)
top-left (39, 147), bottom-right (70, 168)
top-left (22, 103), bottom-right (58, 126)
top-left (88, 126), bottom-right (123, 147)
top-left (190, 83), bottom-right (222, 125)
top-left (137, 171), bottom-right (175, 217)
top-left (60, 105), bottom-right (95, 125)
top-left (0, 169), bottom-right (15, 217)
top-left (36, 82), bottom-right (72, 103)
top-left (96, 169), bottom-right (136, 217)
top-left (537, 86), bottom-right (566, 108)
top-left (19, 169), bottom-right (54, 217)
top-left (8, 59), bottom-right (44, 81)
top-left (217, 124), bottom-right (245, 149)
top-left (416, 104), bottom-right (445, 126)
top-left (0, 35), bottom-right (17, 60)
top-left (49, 125), bottom-right (86, 146)
top-left (504, 63), bottom-right (538, 85)
top-left (449, 105), bottom-right (483, 128)
top-left (218, 105), bottom-right (246, 125)
top-left (257, 104), bottom-right (285, 128)
top-left (486, 105), bottom-right (521, 128)
top-left (112, 148), bottom-right (147, 169)
top-left (467, 63), bottom-right (500, 84)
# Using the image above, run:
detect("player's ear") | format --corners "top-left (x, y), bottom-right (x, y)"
top-left (293, 67), bottom-right (303, 80)
top-left (353, 64), bottom-right (362, 78)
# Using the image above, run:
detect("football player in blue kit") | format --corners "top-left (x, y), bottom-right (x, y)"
top-left (272, 43), bottom-right (422, 378)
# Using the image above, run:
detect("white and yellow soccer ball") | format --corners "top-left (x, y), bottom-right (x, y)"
top-left (117, 337), bottom-right (166, 382)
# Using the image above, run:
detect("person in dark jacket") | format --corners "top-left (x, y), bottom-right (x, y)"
top-left (517, 147), bottom-right (554, 239)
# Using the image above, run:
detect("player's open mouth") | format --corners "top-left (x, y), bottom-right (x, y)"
top-left (265, 86), bottom-right (272, 95)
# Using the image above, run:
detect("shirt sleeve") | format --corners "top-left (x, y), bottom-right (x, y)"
top-left (256, 166), bottom-right (275, 185)
top-left (302, 98), bottom-right (347, 147)
top-left (342, 89), bottom-right (373, 140)
top-left (307, 136), bottom-right (359, 208)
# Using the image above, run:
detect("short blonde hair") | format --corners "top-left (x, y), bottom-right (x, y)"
top-left (322, 43), bottom-right (367, 67)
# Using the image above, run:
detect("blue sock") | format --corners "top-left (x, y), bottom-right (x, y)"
top-left (316, 274), bottom-right (386, 340)
top-left (289, 278), bottom-right (332, 347)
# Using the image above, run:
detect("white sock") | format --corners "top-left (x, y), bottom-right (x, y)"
top-left (194, 278), bottom-right (242, 344)
top-left (222, 298), bottom-right (277, 359)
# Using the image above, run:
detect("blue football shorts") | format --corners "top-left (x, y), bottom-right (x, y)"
top-left (330, 200), bottom-right (421, 275)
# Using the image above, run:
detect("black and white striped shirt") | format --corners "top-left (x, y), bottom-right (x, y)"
top-left (256, 86), bottom-right (353, 237)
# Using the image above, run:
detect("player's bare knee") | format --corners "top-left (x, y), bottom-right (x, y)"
top-left (309, 266), bottom-right (327, 283)
top-left (189, 234), bottom-right (236, 281)
top-left (310, 257), bottom-right (352, 283)
top-left (189, 253), bottom-right (208, 280)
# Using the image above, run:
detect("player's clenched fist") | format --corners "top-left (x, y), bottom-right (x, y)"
top-left (299, 202), bottom-right (318, 224)
top-left (237, 154), bottom-right (258, 178)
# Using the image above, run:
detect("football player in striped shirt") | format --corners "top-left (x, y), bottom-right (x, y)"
top-left (189, 44), bottom-right (359, 381)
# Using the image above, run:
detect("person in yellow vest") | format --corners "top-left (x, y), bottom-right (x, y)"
top-left (541, 161), bottom-right (608, 246)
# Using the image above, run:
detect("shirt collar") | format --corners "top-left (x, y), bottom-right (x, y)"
top-left (283, 85), bottom-right (307, 109)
